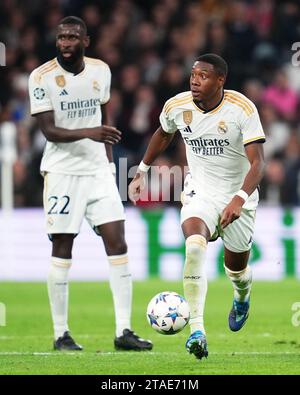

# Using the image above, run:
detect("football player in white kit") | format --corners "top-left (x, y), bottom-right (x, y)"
top-left (28, 16), bottom-right (152, 352)
top-left (129, 54), bottom-right (265, 360)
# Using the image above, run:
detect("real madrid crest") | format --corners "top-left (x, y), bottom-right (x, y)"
top-left (217, 121), bottom-right (228, 134)
top-left (55, 75), bottom-right (66, 87)
top-left (93, 80), bottom-right (100, 92)
top-left (183, 110), bottom-right (193, 125)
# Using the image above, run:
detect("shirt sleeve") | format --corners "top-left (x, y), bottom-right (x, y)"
top-left (240, 107), bottom-right (265, 146)
top-left (159, 102), bottom-right (178, 134)
top-left (28, 70), bottom-right (53, 115)
top-left (100, 65), bottom-right (111, 104)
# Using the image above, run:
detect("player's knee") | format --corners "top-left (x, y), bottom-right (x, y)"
top-left (104, 239), bottom-right (127, 256)
top-left (51, 234), bottom-right (74, 258)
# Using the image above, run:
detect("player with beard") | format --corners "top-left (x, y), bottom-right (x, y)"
top-left (28, 16), bottom-right (152, 352)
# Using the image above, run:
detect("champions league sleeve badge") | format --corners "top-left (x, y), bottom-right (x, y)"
top-left (33, 87), bottom-right (45, 100)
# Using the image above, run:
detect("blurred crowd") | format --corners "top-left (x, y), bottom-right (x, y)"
top-left (0, 0), bottom-right (300, 207)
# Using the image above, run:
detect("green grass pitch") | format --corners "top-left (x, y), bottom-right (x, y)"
top-left (0, 279), bottom-right (299, 375)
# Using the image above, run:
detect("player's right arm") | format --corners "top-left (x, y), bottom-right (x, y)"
top-left (35, 111), bottom-right (121, 144)
top-left (142, 126), bottom-right (175, 166)
top-left (128, 126), bottom-right (175, 204)
top-left (128, 92), bottom-right (179, 205)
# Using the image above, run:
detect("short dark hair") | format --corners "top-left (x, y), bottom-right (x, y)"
top-left (196, 53), bottom-right (228, 77)
top-left (58, 16), bottom-right (87, 35)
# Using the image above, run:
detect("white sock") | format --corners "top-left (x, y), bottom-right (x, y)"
top-left (183, 235), bottom-right (208, 335)
top-left (224, 265), bottom-right (252, 302)
top-left (47, 257), bottom-right (71, 339)
top-left (108, 253), bottom-right (132, 337)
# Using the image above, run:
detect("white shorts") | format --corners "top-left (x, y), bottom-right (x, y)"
top-left (180, 174), bottom-right (256, 253)
top-left (43, 170), bottom-right (125, 235)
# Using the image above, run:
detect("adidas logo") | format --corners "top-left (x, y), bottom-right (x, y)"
top-left (59, 89), bottom-right (68, 96)
top-left (182, 126), bottom-right (192, 133)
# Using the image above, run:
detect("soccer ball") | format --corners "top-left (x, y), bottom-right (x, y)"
top-left (146, 291), bottom-right (190, 335)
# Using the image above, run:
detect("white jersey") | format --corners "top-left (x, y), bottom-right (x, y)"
top-left (159, 89), bottom-right (265, 209)
top-left (28, 57), bottom-right (111, 175)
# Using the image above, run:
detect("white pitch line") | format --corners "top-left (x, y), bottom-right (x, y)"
top-left (0, 334), bottom-right (104, 340)
top-left (0, 351), bottom-right (299, 356)
top-left (223, 352), bottom-right (300, 355)
top-left (0, 352), bottom-right (78, 356)
top-left (0, 333), bottom-right (277, 341)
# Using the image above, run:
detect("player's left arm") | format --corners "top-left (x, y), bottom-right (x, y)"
top-left (220, 142), bottom-right (265, 228)
top-left (102, 103), bottom-right (116, 177)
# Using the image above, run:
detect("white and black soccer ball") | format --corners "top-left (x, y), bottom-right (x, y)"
top-left (146, 291), bottom-right (190, 335)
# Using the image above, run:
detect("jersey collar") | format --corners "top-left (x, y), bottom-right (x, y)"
top-left (55, 57), bottom-right (86, 76)
top-left (192, 91), bottom-right (225, 114)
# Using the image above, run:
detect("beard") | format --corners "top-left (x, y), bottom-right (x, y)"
top-left (57, 45), bottom-right (84, 68)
